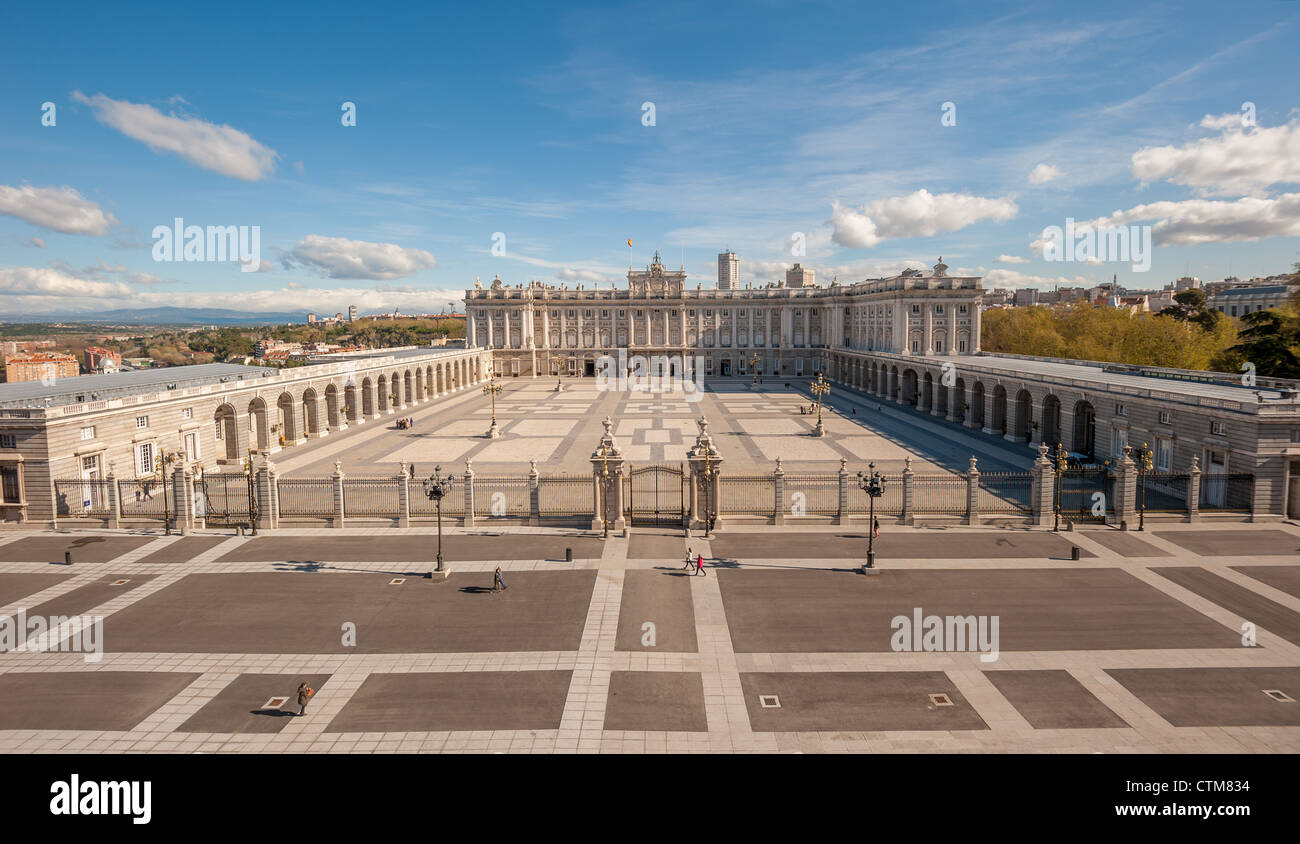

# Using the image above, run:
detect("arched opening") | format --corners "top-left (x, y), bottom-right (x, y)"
top-left (991, 385), bottom-right (1008, 435)
top-left (276, 392), bottom-right (297, 446)
top-left (1072, 400), bottom-right (1096, 458)
top-left (344, 383), bottom-right (358, 422)
top-left (1042, 394), bottom-right (1062, 448)
top-left (970, 382), bottom-right (985, 428)
top-left (214, 403), bottom-right (239, 461)
top-left (952, 378), bottom-right (966, 422)
top-left (903, 369), bottom-right (919, 406)
top-left (247, 397), bottom-right (269, 452)
top-left (302, 388), bottom-right (321, 436)
top-left (325, 384), bottom-right (341, 429)
top-left (390, 371), bottom-right (403, 407)
top-left (377, 375), bottom-right (389, 413)
top-left (921, 371), bottom-right (934, 411)
top-left (1012, 389), bottom-right (1032, 442)
top-left (935, 374), bottom-right (950, 416)
top-left (403, 370), bottom-right (413, 404)
top-left (362, 377), bottom-right (375, 417)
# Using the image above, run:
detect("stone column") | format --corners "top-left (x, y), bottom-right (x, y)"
top-left (463, 460), bottom-right (476, 528)
top-left (773, 458), bottom-right (785, 526)
top-left (255, 456), bottom-right (277, 531)
top-left (686, 416), bottom-right (723, 531)
top-left (332, 460), bottom-right (345, 529)
top-left (981, 388), bottom-right (998, 435)
top-left (529, 459), bottom-right (540, 526)
top-left (590, 417), bottom-right (627, 534)
top-left (1187, 455), bottom-right (1201, 523)
top-left (397, 462), bottom-right (410, 528)
top-left (1113, 446), bottom-right (1137, 529)
top-left (1030, 443), bottom-right (1055, 527)
top-left (173, 460), bottom-right (193, 535)
top-left (901, 456), bottom-right (915, 525)
top-left (836, 457), bottom-right (848, 526)
top-left (965, 456), bottom-right (979, 526)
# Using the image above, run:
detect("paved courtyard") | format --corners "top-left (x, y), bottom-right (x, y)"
top-left (0, 520), bottom-right (1298, 753)
top-left (272, 378), bottom-right (1036, 479)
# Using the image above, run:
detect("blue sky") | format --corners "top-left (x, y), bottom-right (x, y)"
top-left (1, 0), bottom-right (1298, 316)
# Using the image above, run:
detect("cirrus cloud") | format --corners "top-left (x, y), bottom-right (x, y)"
top-left (72, 91), bottom-right (278, 181)
top-left (0, 185), bottom-right (117, 235)
top-left (830, 189), bottom-right (1018, 248)
top-left (287, 235), bottom-right (437, 280)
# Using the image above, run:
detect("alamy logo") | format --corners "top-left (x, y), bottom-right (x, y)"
top-left (891, 608), bottom-right (999, 662)
top-left (1040, 217), bottom-right (1151, 272)
top-left (152, 217), bottom-right (261, 272)
top-left (596, 349), bottom-right (704, 402)
top-left (0, 611), bottom-right (103, 662)
top-left (50, 775), bottom-right (151, 824)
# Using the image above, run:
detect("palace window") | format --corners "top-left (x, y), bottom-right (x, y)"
top-left (80, 426), bottom-right (95, 440)
top-left (135, 416), bottom-right (149, 429)
top-left (1156, 438), bottom-right (1172, 472)
top-left (1159, 410), bottom-right (1171, 425)
top-left (1211, 421), bottom-right (1226, 436)
top-left (0, 434), bottom-right (15, 449)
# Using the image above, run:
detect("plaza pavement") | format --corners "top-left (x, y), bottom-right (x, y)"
top-left (0, 520), bottom-right (1299, 753)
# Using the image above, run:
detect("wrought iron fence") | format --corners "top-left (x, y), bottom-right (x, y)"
top-left (538, 474), bottom-right (592, 516)
top-left (342, 477), bottom-right (399, 517)
top-left (977, 472), bottom-right (1032, 513)
top-left (782, 473), bottom-right (839, 515)
top-left (196, 473), bottom-right (253, 527)
top-left (53, 478), bottom-right (114, 519)
top-left (1201, 473), bottom-right (1254, 512)
top-left (276, 478), bottom-right (335, 519)
top-left (1058, 467), bottom-right (1114, 523)
top-left (911, 473), bottom-right (968, 514)
top-left (409, 479), bottom-right (464, 517)
top-left (846, 475), bottom-right (903, 514)
top-left (1140, 472), bottom-right (1190, 512)
top-left (118, 477), bottom-right (166, 519)
top-left (720, 474), bottom-right (774, 515)
top-left (473, 475), bottom-right (531, 517)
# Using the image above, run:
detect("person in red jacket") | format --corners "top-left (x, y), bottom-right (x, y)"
top-left (695, 553), bottom-right (705, 576)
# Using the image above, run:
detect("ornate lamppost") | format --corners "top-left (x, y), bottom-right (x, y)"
top-left (1134, 442), bottom-right (1153, 531)
top-left (749, 352), bottom-right (760, 384)
top-left (156, 450), bottom-right (181, 536)
top-left (700, 448), bottom-right (718, 538)
top-left (422, 465), bottom-right (456, 575)
top-left (243, 451), bottom-right (259, 536)
top-left (1051, 441), bottom-right (1068, 531)
top-left (810, 372), bottom-right (830, 437)
top-left (483, 378), bottom-right (503, 438)
top-left (857, 463), bottom-right (886, 571)
top-left (596, 441), bottom-right (614, 539)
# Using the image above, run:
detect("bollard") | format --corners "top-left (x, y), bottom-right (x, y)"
top-left (1070, 546), bottom-right (1081, 561)
top-left (565, 547), bottom-right (573, 562)
top-left (64, 551), bottom-right (72, 566)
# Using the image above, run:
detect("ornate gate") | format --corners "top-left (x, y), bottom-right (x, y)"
top-left (1057, 465), bottom-right (1113, 524)
top-left (196, 472), bottom-right (254, 528)
top-left (625, 463), bottom-right (685, 527)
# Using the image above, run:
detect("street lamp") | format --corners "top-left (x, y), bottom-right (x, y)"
top-left (483, 378), bottom-right (503, 438)
top-left (422, 465), bottom-right (456, 575)
top-left (1135, 442), bottom-right (1153, 531)
top-left (597, 441), bottom-right (614, 539)
top-left (1051, 442), bottom-right (1068, 531)
top-left (243, 452), bottom-right (259, 536)
top-left (857, 463), bottom-right (886, 570)
top-left (156, 450), bottom-right (179, 535)
top-left (810, 372), bottom-right (830, 436)
top-left (749, 352), bottom-right (760, 384)
top-left (700, 449), bottom-right (718, 538)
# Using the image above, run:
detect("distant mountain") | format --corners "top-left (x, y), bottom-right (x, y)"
top-left (0, 307), bottom-right (304, 326)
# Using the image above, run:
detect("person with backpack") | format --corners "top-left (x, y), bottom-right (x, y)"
top-left (297, 682), bottom-right (314, 716)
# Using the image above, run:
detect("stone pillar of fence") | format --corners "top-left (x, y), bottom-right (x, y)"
top-left (463, 460), bottom-right (476, 528)
top-left (173, 460), bottom-right (193, 535)
top-left (965, 456), bottom-right (980, 526)
top-left (901, 456), bottom-right (915, 526)
top-left (1187, 455), bottom-right (1201, 523)
top-left (529, 459), bottom-right (540, 526)
top-left (1112, 447), bottom-right (1137, 529)
top-left (255, 457), bottom-right (277, 531)
top-left (397, 461), bottom-right (411, 528)
top-left (773, 458), bottom-right (785, 525)
top-left (1030, 444), bottom-right (1054, 527)
top-left (687, 416), bottom-right (723, 532)
top-left (107, 467), bottom-right (121, 530)
top-left (332, 460), bottom-right (346, 529)
top-left (836, 458), bottom-right (848, 526)
top-left (590, 416), bottom-right (627, 534)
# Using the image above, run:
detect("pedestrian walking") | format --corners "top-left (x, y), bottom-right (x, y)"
top-left (493, 566), bottom-right (508, 592)
top-left (695, 553), bottom-right (705, 576)
top-left (409, 463), bottom-right (416, 479)
top-left (872, 517), bottom-right (880, 540)
top-left (683, 548), bottom-right (695, 571)
top-left (297, 682), bottom-right (314, 716)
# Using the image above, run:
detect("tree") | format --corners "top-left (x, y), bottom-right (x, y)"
top-left (1228, 310), bottom-right (1300, 378)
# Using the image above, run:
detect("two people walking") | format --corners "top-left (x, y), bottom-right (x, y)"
top-left (492, 565), bottom-right (508, 592)
top-left (683, 548), bottom-right (706, 576)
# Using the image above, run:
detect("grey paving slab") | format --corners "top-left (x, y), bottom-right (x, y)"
top-left (604, 671), bottom-right (708, 732)
top-left (718, 568), bottom-right (1240, 653)
top-left (215, 534), bottom-right (604, 563)
top-left (0, 671), bottom-right (200, 731)
top-left (0, 535), bottom-right (157, 564)
top-left (1232, 565), bottom-right (1300, 600)
top-left (5, 574), bottom-right (155, 622)
top-left (740, 671), bottom-right (988, 732)
top-left (0, 573), bottom-right (71, 606)
top-left (134, 535), bottom-right (230, 565)
top-left (983, 670), bottom-right (1128, 729)
top-left (710, 530), bottom-right (1093, 561)
top-left (615, 570), bottom-right (698, 652)
top-left (1153, 567), bottom-right (1300, 646)
top-left (325, 670), bottom-right (572, 732)
top-left (628, 532), bottom-right (693, 561)
top-left (1075, 530), bottom-right (1172, 558)
top-left (1154, 530), bottom-right (1300, 557)
top-left (1107, 667), bottom-right (1300, 727)
top-left (177, 673), bottom-right (334, 733)
top-left (103, 570), bottom-right (597, 653)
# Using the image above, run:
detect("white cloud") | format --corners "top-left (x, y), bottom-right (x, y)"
top-left (1066, 193), bottom-right (1300, 246)
top-left (995, 254), bottom-right (1028, 263)
top-left (287, 235), bottom-right (436, 280)
top-left (983, 268), bottom-right (1098, 291)
top-left (830, 190), bottom-right (1018, 248)
top-left (1028, 163), bottom-right (1063, 184)
top-left (72, 91), bottom-right (278, 181)
top-left (1131, 116), bottom-right (1300, 196)
top-left (0, 267), bottom-right (132, 298)
top-left (25, 237), bottom-right (45, 248)
top-left (0, 185), bottom-right (116, 235)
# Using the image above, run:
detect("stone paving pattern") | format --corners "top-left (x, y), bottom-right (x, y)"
top-left (0, 520), bottom-right (1298, 753)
